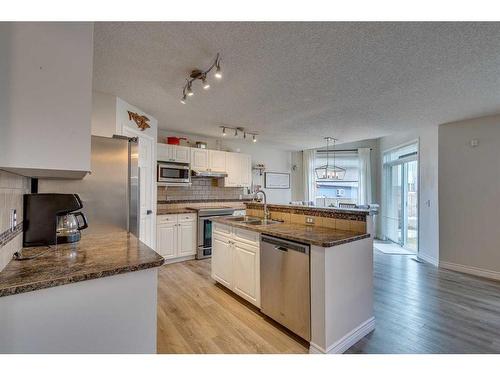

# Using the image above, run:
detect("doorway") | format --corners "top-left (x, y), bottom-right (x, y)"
top-left (382, 142), bottom-right (418, 253)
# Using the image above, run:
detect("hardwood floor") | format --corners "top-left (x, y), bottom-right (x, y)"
top-left (157, 258), bottom-right (309, 354)
top-left (157, 251), bottom-right (500, 354)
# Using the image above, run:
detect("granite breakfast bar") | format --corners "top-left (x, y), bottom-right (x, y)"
top-left (212, 202), bottom-right (375, 354)
top-left (0, 231), bottom-right (164, 353)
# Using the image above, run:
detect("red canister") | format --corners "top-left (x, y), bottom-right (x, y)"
top-left (166, 137), bottom-right (187, 145)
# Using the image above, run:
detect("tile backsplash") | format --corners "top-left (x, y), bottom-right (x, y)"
top-left (0, 170), bottom-right (30, 272)
top-left (158, 178), bottom-right (246, 202)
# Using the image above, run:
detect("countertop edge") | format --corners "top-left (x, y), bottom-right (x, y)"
top-left (0, 258), bottom-right (165, 298)
top-left (212, 217), bottom-right (371, 247)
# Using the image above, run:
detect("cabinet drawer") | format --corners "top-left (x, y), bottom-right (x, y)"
top-left (213, 222), bottom-right (232, 236)
top-left (234, 228), bottom-right (260, 246)
top-left (178, 213), bottom-right (196, 222)
top-left (157, 214), bottom-right (177, 224)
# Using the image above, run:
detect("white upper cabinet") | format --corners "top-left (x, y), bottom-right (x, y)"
top-left (190, 148), bottom-right (209, 170)
top-left (173, 146), bottom-right (191, 163)
top-left (157, 144), bottom-right (190, 163)
top-left (225, 153), bottom-right (252, 187)
top-left (0, 23), bottom-right (94, 178)
top-left (209, 150), bottom-right (227, 172)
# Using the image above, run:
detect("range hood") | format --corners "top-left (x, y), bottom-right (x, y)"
top-left (191, 170), bottom-right (228, 178)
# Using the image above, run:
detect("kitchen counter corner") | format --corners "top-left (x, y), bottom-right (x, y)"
top-left (0, 231), bottom-right (164, 297)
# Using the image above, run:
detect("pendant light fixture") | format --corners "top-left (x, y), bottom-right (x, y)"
top-left (315, 137), bottom-right (346, 180)
top-left (180, 53), bottom-right (222, 104)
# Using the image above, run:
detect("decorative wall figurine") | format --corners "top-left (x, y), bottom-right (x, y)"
top-left (127, 111), bottom-right (150, 131)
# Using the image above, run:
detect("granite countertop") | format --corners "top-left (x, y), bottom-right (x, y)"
top-left (211, 217), bottom-right (370, 247)
top-left (245, 202), bottom-right (373, 216)
top-left (0, 231), bottom-right (164, 298)
top-left (157, 207), bottom-right (196, 215)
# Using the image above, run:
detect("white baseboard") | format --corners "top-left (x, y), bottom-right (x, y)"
top-left (309, 317), bottom-right (375, 354)
top-left (440, 261), bottom-right (500, 281)
top-left (417, 252), bottom-right (438, 267)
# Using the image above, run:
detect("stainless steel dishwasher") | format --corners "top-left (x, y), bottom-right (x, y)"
top-left (260, 235), bottom-right (311, 341)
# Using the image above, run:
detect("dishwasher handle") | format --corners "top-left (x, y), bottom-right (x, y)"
top-left (274, 245), bottom-right (288, 252)
top-left (261, 235), bottom-right (310, 254)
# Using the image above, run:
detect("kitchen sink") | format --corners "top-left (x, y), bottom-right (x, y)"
top-left (245, 219), bottom-right (281, 225)
top-left (226, 216), bottom-right (281, 225)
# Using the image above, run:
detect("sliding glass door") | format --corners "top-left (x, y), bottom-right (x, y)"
top-left (383, 143), bottom-right (418, 252)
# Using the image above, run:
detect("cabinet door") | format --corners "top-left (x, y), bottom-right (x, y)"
top-left (239, 154), bottom-right (252, 187)
top-left (233, 242), bottom-right (260, 307)
top-left (212, 235), bottom-right (233, 288)
top-left (209, 150), bottom-right (227, 172)
top-left (224, 152), bottom-right (240, 187)
top-left (177, 220), bottom-right (196, 256)
top-left (156, 223), bottom-right (177, 259)
top-left (157, 144), bottom-right (172, 162)
top-left (173, 146), bottom-right (190, 163)
top-left (191, 148), bottom-right (209, 171)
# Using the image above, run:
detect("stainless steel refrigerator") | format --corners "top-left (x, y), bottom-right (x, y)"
top-left (38, 135), bottom-right (140, 236)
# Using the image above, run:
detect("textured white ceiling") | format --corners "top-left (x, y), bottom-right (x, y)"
top-left (93, 22), bottom-right (500, 150)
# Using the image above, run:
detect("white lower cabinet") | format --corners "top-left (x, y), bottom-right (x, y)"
top-left (156, 213), bottom-right (196, 261)
top-left (156, 222), bottom-right (177, 259)
top-left (212, 223), bottom-right (260, 307)
top-left (212, 235), bottom-right (233, 288)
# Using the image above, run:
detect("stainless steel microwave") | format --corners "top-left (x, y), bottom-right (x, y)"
top-left (157, 162), bottom-right (191, 184)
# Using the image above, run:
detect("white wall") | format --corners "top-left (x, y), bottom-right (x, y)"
top-left (158, 129), bottom-right (292, 204)
top-left (439, 114), bottom-right (500, 277)
top-left (91, 91), bottom-right (117, 138)
top-left (0, 22), bottom-right (93, 177)
top-left (291, 151), bottom-right (304, 201)
top-left (378, 127), bottom-right (439, 265)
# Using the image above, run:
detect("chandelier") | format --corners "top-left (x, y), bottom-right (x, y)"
top-left (315, 137), bottom-right (346, 180)
top-left (180, 53), bottom-right (222, 104)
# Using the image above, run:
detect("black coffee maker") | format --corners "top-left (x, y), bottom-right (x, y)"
top-left (23, 193), bottom-right (88, 247)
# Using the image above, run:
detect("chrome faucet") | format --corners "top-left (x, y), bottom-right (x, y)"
top-left (254, 189), bottom-right (270, 220)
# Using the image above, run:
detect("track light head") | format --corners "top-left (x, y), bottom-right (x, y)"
top-left (180, 94), bottom-right (187, 104)
top-left (215, 61), bottom-right (222, 79)
top-left (252, 134), bottom-right (257, 143)
top-left (222, 127), bottom-right (226, 136)
top-left (202, 75), bottom-right (210, 90)
top-left (186, 82), bottom-right (194, 96)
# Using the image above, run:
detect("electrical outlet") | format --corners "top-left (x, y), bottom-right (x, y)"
top-left (10, 209), bottom-right (17, 231)
top-left (305, 216), bottom-right (315, 224)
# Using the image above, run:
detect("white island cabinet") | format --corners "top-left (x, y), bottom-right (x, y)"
top-left (212, 222), bottom-right (260, 307)
top-left (211, 218), bottom-right (374, 354)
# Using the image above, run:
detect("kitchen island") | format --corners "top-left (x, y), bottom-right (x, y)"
top-left (211, 203), bottom-right (374, 354)
top-left (0, 231), bottom-right (164, 353)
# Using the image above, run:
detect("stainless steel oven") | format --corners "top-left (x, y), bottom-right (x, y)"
top-left (157, 162), bottom-right (191, 184)
top-left (196, 207), bottom-right (235, 259)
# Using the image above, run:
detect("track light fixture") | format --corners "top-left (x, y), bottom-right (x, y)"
top-left (180, 53), bottom-right (221, 104)
top-left (219, 126), bottom-right (258, 143)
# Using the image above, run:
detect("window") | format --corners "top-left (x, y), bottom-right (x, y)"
top-left (314, 151), bottom-right (360, 207)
